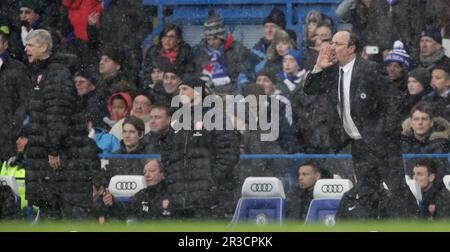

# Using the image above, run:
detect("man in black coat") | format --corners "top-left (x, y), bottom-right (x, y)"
top-left (160, 74), bottom-right (240, 219)
top-left (21, 29), bottom-right (101, 219)
top-left (87, 0), bottom-right (152, 83)
top-left (0, 25), bottom-right (32, 162)
top-left (304, 30), bottom-right (418, 218)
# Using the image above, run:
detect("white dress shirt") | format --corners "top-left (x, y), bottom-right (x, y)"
top-left (338, 57), bottom-right (361, 139)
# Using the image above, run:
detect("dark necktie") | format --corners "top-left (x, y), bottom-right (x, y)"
top-left (339, 68), bottom-right (345, 119)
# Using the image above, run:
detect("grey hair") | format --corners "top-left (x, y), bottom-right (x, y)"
top-left (26, 29), bottom-right (53, 54)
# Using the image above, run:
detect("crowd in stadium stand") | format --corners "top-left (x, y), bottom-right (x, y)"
top-left (1, 0), bottom-right (450, 222)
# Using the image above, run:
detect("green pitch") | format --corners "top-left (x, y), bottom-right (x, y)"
top-left (1, 220), bottom-right (450, 232)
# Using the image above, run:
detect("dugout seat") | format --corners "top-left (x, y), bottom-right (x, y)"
top-left (305, 179), bottom-right (353, 225)
top-left (231, 177), bottom-right (286, 225)
top-left (108, 175), bottom-right (147, 202)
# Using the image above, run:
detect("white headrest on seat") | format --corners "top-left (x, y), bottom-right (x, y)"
top-left (0, 176), bottom-right (20, 196)
top-left (406, 179), bottom-right (422, 201)
top-left (241, 177), bottom-right (285, 199)
top-left (108, 175), bottom-right (147, 197)
top-left (444, 175), bottom-right (450, 192)
top-left (313, 179), bottom-right (353, 199)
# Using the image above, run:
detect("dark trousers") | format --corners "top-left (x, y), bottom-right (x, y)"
top-left (350, 137), bottom-right (418, 218)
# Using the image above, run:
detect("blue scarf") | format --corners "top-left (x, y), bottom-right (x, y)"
top-left (278, 71), bottom-right (301, 92)
top-left (203, 46), bottom-right (231, 86)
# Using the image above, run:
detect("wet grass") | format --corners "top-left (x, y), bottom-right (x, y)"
top-left (1, 219), bottom-right (450, 232)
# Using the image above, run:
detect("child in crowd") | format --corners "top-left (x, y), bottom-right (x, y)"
top-left (103, 92), bottom-right (132, 128)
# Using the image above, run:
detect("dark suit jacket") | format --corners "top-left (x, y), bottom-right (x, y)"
top-left (304, 57), bottom-right (402, 148)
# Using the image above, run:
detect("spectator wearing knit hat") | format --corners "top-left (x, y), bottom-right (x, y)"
top-left (96, 46), bottom-right (136, 98)
top-left (251, 8), bottom-right (287, 79)
top-left (253, 8), bottom-right (286, 54)
top-left (87, 0), bottom-right (151, 86)
top-left (74, 67), bottom-right (108, 129)
top-left (418, 24), bottom-right (450, 71)
top-left (274, 49), bottom-right (305, 111)
top-left (384, 40), bottom-right (411, 93)
top-left (192, 11), bottom-right (253, 94)
top-left (400, 67), bottom-right (433, 120)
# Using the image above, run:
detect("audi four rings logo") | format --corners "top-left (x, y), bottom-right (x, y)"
top-left (250, 183), bottom-right (273, 192)
top-left (321, 184), bottom-right (344, 193)
top-left (115, 181), bottom-right (137, 190)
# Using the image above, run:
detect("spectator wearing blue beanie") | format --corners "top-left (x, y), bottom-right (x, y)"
top-left (274, 49), bottom-right (305, 112)
top-left (385, 40), bottom-right (411, 92)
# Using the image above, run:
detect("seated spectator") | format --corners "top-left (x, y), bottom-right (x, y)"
top-left (103, 92), bottom-right (132, 128)
top-left (384, 40), bottom-right (411, 94)
top-left (86, 0), bottom-right (151, 84)
top-left (264, 29), bottom-right (296, 77)
top-left (417, 24), bottom-right (450, 71)
top-left (74, 68), bottom-right (108, 129)
top-left (151, 62), bottom-right (184, 108)
top-left (274, 50), bottom-right (305, 107)
top-left (401, 67), bottom-right (432, 120)
top-left (422, 64), bottom-right (450, 120)
top-left (87, 119), bottom-right (120, 155)
top-left (302, 10), bottom-right (334, 52)
top-left (251, 7), bottom-right (286, 74)
top-left (192, 11), bottom-right (253, 94)
top-left (412, 159), bottom-right (450, 219)
top-left (96, 46), bottom-right (136, 98)
top-left (110, 93), bottom-right (153, 140)
top-left (104, 116), bottom-right (147, 183)
top-left (401, 102), bottom-right (450, 185)
top-left (286, 160), bottom-right (330, 220)
top-left (303, 22), bottom-right (333, 71)
top-left (99, 159), bottom-right (170, 221)
top-left (335, 0), bottom-right (371, 44)
top-left (143, 60), bottom-right (165, 91)
top-left (143, 23), bottom-right (194, 86)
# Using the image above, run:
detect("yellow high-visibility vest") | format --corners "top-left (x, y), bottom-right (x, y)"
top-left (1, 161), bottom-right (27, 209)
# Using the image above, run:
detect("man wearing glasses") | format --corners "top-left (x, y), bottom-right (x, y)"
top-left (304, 30), bottom-right (418, 219)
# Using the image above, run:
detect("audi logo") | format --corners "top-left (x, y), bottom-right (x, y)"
top-left (250, 183), bottom-right (273, 192)
top-left (115, 181), bottom-right (137, 190)
top-left (321, 184), bottom-right (344, 193)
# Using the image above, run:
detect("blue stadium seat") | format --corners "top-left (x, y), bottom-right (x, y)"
top-left (0, 175), bottom-right (21, 208)
top-left (231, 177), bottom-right (286, 225)
top-left (143, 0), bottom-right (341, 51)
top-left (108, 175), bottom-right (147, 203)
top-left (305, 179), bottom-right (353, 225)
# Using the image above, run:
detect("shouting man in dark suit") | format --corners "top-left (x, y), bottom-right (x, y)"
top-left (304, 30), bottom-right (418, 218)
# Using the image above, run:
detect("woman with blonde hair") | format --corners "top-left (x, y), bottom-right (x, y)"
top-left (265, 29), bottom-right (297, 76)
